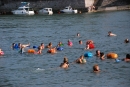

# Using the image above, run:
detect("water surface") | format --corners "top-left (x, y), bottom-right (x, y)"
top-left (0, 10), bottom-right (130, 87)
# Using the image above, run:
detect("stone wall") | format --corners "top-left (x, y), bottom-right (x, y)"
top-left (0, 0), bottom-right (92, 10)
top-left (95, 0), bottom-right (130, 7)
top-left (85, 0), bottom-right (95, 7)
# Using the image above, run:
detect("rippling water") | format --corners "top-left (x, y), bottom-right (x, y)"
top-left (0, 10), bottom-right (130, 87)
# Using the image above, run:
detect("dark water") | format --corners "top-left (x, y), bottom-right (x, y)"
top-left (0, 10), bottom-right (130, 87)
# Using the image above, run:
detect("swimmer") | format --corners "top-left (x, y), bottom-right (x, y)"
top-left (95, 50), bottom-right (101, 57)
top-left (85, 40), bottom-right (95, 49)
top-left (75, 55), bottom-right (86, 64)
top-left (40, 43), bottom-right (44, 50)
top-left (63, 57), bottom-right (69, 65)
top-left (122, 54), bottom-right (130, 62)
top-left (68, 39), bottom-right (73, 46)
top-left (37, 46), bottom-right (42, 54)
top-left (47, 47), bottom-right (57, 54)
top-left (108, 31), bottom-right (116, 36)
top-left (0, 49), bottom-right (4, 55)
top-left (11, 43), bottom-right (15, 48)
top-left (100, 52), bottom-right (105, 60)
top-left (57, 41), bottom-right (64, 47)
top-left (46, 42), bottom-right (52, 48)
top-left (18, 43), bottom-right (30, 53)
top-left (18, 43), bottom-right (30, 48)
top-left (124, 39), bottom-right (129, 43)
top-left (93, 64), bottom-right (100, 73)
top-left (79, 40), bottom-right (83, 45)
top-left (60, 57), bottom-right (69, 69)
top-left (77, 33), bottom-right (80, 37)
top-left (11, 43), bottom-right (17, 49)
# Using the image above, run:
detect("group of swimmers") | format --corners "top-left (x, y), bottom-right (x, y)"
top-left (59, 55), bottom-right (100, 72)
top-left (0, 31), bottom-right (129, 72)
top-left (60, 31), bottom-right (129, 72)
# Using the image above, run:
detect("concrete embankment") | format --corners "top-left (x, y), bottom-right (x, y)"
top-left (96, 5), bottom-right (130, 12)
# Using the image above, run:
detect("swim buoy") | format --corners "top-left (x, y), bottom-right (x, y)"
top-left (57, 47), bottom-right (63, 51)
top-left (107, 53), bottom-right (118, 59)
top-left (82, 59), bottom-right (87, 63)
top-left (47, 49), bottom-right (56, 54)
top-left (84, 52), bottom-right (93, 58)
top-left (27, 49), bottom-right (35, 53)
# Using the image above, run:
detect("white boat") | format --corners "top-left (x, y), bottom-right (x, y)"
top-left (12, 2), bottom-right (35, 15)
top-left (60, 6), bottom-right (78, 14)
top-left (38, 8), bottom-right (53, 15)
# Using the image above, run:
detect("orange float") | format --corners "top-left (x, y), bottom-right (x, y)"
top-left (47, 48), bottom-right (56, 54)
top-left (27, 49), bottom-right (35, 53)
top-left (107, 52), bottom-right (118, 59)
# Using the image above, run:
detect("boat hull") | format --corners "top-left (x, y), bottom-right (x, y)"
top-left (38, 8), bottom-right (53, 15)
top-left (12, 10), bottom-right (34, 15)
top-left (60, 6), bottom-right (78, 14)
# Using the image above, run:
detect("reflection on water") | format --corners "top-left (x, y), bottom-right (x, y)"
top-left (0, 10), bottom-right (130, 87)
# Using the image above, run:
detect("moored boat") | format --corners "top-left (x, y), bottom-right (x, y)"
top-left (38, 8), bottom-right (53, 15)
top-left (60, 6), bottom-right (78, 14)
top-left (12, 2), bottom-right (35, 15)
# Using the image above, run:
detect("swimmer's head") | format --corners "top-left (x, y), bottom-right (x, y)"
top-left (125, 39), bottom-right (129, 43)
top-left (93, 64), bottom-right (100, 71)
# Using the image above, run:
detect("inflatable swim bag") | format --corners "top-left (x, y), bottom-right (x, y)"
top-left (82, 59), bottom-right (87, 63)
top-left (14, 44), bottom-right (19, 49)
top-left (84, 52), bottom-right (93, 58)
top-left (47, 49), bottom-right (56, 54)
top-left (27, 49), bottom-right (35, 53)
top-left (57, 47), bottom-right (63, 51)
top-left (107, 52), bottom-right (118, 59)
top-left (33, 46), bottom-right (37, 49)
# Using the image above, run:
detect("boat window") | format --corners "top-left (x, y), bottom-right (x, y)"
top-left (44, 9), bottom-right (48, 11)
top-left (25, 8), bottom-right (28, 11)
top-left (69, 7), bottom-right (72, 10)
top-left (18, 8), bottom-right (23, 10)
